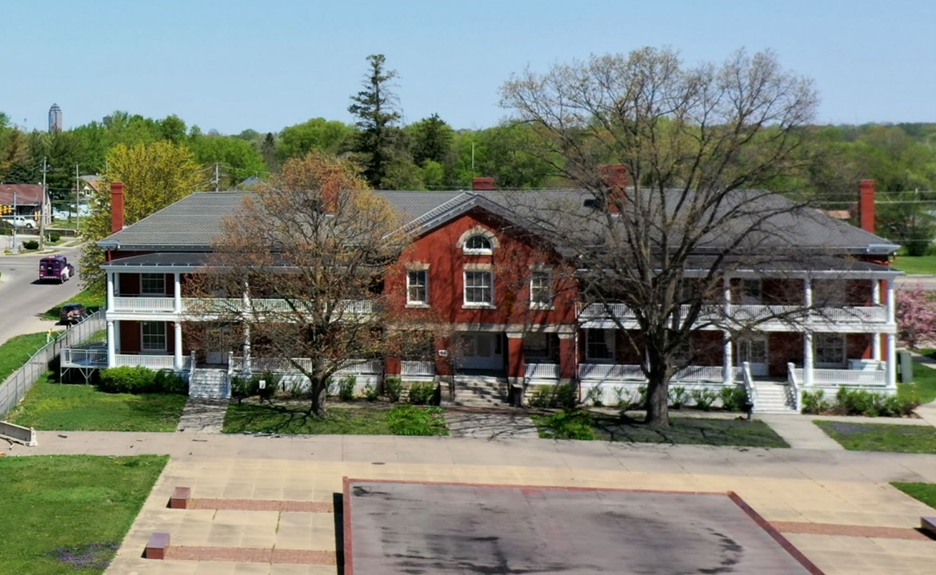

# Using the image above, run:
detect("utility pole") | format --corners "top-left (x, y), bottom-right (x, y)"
top-left (11, 191), bottom-right (17, 252)
top-left (39, 157), bottom-right (47, 250)
top-left (75, 164), bottom-right (81, 234)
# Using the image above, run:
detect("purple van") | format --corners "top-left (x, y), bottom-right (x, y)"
top-left (39, 255), bottom-right (74, 283)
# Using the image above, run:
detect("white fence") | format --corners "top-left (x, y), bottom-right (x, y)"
top-left (1, 310), bottom-right (106, 419)
top-left (401, 361), bottom-right (435, 376)
top-left (525, 362), bottom-right (560, 380)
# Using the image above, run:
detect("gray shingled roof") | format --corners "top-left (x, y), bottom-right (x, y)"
top-left (98, 188), bottom-right (899, 256)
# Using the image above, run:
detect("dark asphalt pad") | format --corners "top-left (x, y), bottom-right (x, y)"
top-left (345, 481), bottom-right (815, 575)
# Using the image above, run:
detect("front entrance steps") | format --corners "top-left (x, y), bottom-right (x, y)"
top-left (450, 375), bottom-right (511, 408)
top-left (189, 368), bottom-right (230, 399)
top-left (751, 381), bottom-right (797, 414)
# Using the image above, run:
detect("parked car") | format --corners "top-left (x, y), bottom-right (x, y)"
top-left (60, 303), bottom-right (87, 324)
top-left (40, 255), bottom-right (74, 283)
top-left (10, 215), bottom-right (37, 229)
top-left (52, 209), bottom-right (70, 221)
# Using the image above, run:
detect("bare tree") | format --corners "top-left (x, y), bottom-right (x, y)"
top-left (191, 152), bottom-right (408, 416)
top-left (500, 48), bottom-right (825, 427)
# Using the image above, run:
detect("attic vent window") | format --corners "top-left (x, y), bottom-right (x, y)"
top-left (583, 198), bottom-right (602, 209)
top-left (464, 234), bottom-right (494, 255)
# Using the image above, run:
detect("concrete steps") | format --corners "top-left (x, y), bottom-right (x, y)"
top-left (189, 369), bottom-right (231, 399)
top-left (751, 382), bottom-right (797, 414)
top-left (451, 378), bottom-right (510, 408)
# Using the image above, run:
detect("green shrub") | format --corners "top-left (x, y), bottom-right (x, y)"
top-left (719, 386), bottom-right (749, 412)
top-left (537, 410), bottom-right (596, 440)
top-left (98, 366), bottom-right (186, 395)
top-left (48, 231), bottom-right (61, 242)
top-left (831, 387), bottom-right (918, 417)
top-left (584, 385), bottom-right (604, 407)
top-left (407, 381), bottom-right (437, 405)
top-left (22, 240), bottom-right (39, 250)
top-left (363, 382), bottom-right (380, 401)
top-left (801, 390), bottom-right (828, 414)
top-left (230, 376), bottom-right (259, 403)
top-left (690, 388), bottom-right (719, 411)
top-left (527, 383), bottom-right (579, 409)
top-left (383, 377), bottom-right (403, 403)
top-left (387, 405), bottom-right (448, 436)
top-left (669, 386), bottom-right (689, 409)
top-left (338, 375), bottom-right (357, 401)
top-left (636, 384), bottom-right (648, 407)
top-left (285, 378), bottom-right (306, 398)
top-left (612, 386), bottom-right (635, 409)
top-left (257, 371), bottom-right (278, 402)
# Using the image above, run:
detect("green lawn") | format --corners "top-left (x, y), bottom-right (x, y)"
top-left (0, 332), bottom-right (57, 382)
top-left (0, 455), bottom-right (167, 575)
top-left (898, 360), bottom-right (936, 405)
top-left (891, 482), bottom-right (936, 510)
top-left (44, 285), bottom-right (106, 321)
top-left (532, 411), bottom-right (789, 448)
top-left (891, 255), bottom-right (936, 276)
top-left (814, 420), bottom-right (936, 454)
top-left (9, 373), bottom-right (187, 432)
top-left (223, 402), bottom-right (448, 436)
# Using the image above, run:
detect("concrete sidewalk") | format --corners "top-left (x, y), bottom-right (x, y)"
top-left (756, 415), bottom-right (846, 450)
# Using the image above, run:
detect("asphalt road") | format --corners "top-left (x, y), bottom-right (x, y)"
top-left (0, 244), bottom-right (84, 346)
top-left (895, 275), bottom-right (936, 291)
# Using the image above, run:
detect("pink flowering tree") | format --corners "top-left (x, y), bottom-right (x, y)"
top-left (896, 287), bottom-right (936, 350)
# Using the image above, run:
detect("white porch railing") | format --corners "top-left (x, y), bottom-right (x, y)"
top-left (181, 298), bottom-right (374, 316)
top-left (578, 303), bottom-right (634, 319)
top-left (673, 365), bottom-right (732, 382)
top-left (578, 363), bottom-right (645, 380)
top-left (114, 354), bottom-right (181, 369)
top-left (742, 362), bottom-right (758, 404)
top-left (579, 302), bottom-right (889, 326)
top-left (790, 367), bottom-right (887, 387)
top-left (112, 296), bottom-right (175, 312)
top-left (230, 357), bottom-right (382, 375)
top-left (338, 359), bottom-right (383, 375)
top-left (814, 306), bottom-right (887, 323)
top-left (401, 360), bottom-right (435, 376)
top-left (787, 362), bottom-right (801, 412)
top-left (525, 362), bottom-right (560, 380)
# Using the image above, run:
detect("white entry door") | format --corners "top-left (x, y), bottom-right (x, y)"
top-left (738, 336), bottom-right (768, 376)
top-left (205, 326), bottom-right (230, 365)
top-left (456, 333), bottom-right (503, 371)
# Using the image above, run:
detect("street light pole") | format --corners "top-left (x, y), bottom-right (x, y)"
top-left (12, 191), bottom-right (17, 252)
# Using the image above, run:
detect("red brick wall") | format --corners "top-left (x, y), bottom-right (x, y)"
top-left (768, 332), bottom-right (803, 377)
top-left (120, 274), bottom-right (140, 295)
top-left (120, 320), bottom-right (141, 353)
top-left (847, 333), bottom-right (872, 360)
top-left (387, 209), bottom-right (577, 327)
top-left (691, 332), bottom-right (724, 366)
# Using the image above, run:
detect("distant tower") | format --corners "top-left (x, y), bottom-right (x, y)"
top-left (48, 104), bottom-right (62, 133)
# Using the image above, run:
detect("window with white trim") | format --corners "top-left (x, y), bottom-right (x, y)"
top-left (586, 329), bottom-right (615, 361)
top-left (141, 273), bottom-right (166, 295)
top-left (141, 322), bottom-right (167, 352)
top-left (815, 333), bottom-right (846, 366)
top-left (406, 270), bottom-right (428, 306)
top-left (464, 270), bottom-right (493, 305)
top-left (464, 234), bottom-right (494, 255)
top-left (530, 271), bottom-right (552, 307)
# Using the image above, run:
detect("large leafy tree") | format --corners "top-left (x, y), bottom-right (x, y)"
top-left (188, 133), bottom-right (268, 187)
top-left (348, 54), bottom-right (402, 188)
top-left (191, 152), bottom-right (409, 416)
top-left (501, 47), bottom-right (821, 428)
top-left (278, 118), bottom-right (353, 161)
top-left (80, 141), bottom-right (204, 285)
top-left (408, 113), bottom-right (454, 167)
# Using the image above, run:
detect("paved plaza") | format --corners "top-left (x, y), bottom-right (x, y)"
top-left (9, 431), bottom-right (936, 574)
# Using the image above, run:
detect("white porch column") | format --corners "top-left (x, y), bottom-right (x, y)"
top-left (804, 277), bottom-right (813, 308)
top-left (885, 278), bottom-right (895, 323)
top-left (723, 277), bottom-right (733, 384)
top-left (872, 279), bottom-right (881, 306)
top-left (174, 272), bottom-right (182, 313)
top-left (173, 321), bottom-right (183, 370)
top-left (886, 333), bottom-right (897, 390)
top-left (872, 333), bottom-right (882, 361)
top-left (107, 320), bottom-right (116, 367)
top-left (106, 271), bottom-right (115, 310)
top-left (803, 332), bottom-right (814, 387)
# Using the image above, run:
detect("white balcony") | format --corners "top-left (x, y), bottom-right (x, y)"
top-left (525, 362), bottom-right (560, 380)
top-left (401, 360), bottom-right (436, 376)
top-left (790, 366), bottom-right (887, 387)
top-left (112, 296), bottom-right (176, 312)
top-left (114, 354), bottom-right (185, 369)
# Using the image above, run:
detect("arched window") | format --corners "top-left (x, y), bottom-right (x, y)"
top-left (465, 235), bottom-right (493, 252)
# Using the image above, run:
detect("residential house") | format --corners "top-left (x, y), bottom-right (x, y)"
top-left (66, 175), bottom-right (902, 412)
top-left (0, 184), bottom-right (51, 222)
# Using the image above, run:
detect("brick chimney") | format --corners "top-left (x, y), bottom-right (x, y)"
top-left (859, 179), bottom-right (875, 233)
top-left (111, 181), bottom-right (125, 233)
top-left (599, 164), bottom-right (628, 212)
top-left (472, 177), bottom-right (496, 191)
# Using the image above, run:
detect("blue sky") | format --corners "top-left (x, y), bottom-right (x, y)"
top-left (2, 0), bottom-right (934, 134)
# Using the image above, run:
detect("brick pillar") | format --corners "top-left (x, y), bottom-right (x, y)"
top-left (385, 356), bottom-right (401, 376)
top-left (559, 333), bottom-right (576, 381)
top-left (506, 334), bottom-right (525, 384)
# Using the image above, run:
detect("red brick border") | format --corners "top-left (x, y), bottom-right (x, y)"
top-left (169, 487), bottom-right (191, 509)
top-left (163, 546), bottom-right (336, 565)
top-left (342, 478), bottom-right (827, 575)
top-left (728, 492), bottom-right (826, 575)
top-left (772, 521), bottom-right (933, 541)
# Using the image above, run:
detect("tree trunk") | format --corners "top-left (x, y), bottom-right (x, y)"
top-left (644, 371), bottom-right (670, 428)
top-left (309, 375), bottom-right (328, 417)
